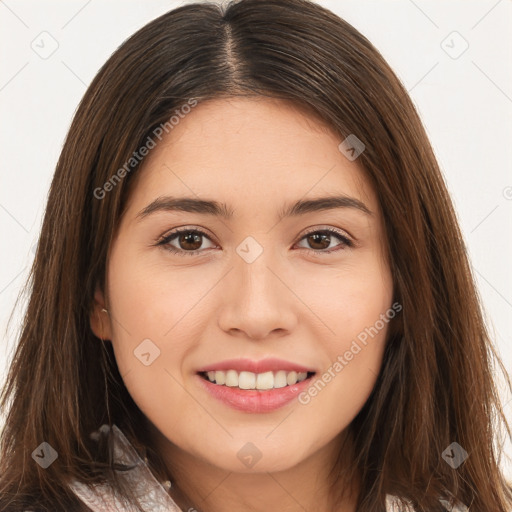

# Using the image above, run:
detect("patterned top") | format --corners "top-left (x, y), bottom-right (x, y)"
top-left (68, 424), bottom-right (467, 512)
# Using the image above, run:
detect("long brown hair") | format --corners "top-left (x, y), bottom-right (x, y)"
top-left (1, 0), bottom-right (510, 510)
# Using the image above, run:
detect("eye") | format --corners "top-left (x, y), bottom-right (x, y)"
top-left (156, 227), bottom-right (217, 256)
top-left (156, 226), bottom-right (353, 256)
top-left (295, 227), bottom-right (353, 255)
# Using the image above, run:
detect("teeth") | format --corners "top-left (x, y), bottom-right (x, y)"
top-left (286, 371), bottom-right (297, 385)
top-left (203, 370), bottom-right (310, 389)
top-left (225, 369), bottom-right (238, 387)
top-left (274, 370), bottom-right (288, 388)
top-left (256, 371), bottom-right (274, 390)
top-left (239, 371), bottom-right (256, 389)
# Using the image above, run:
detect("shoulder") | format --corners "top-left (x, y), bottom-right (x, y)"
top-left (385, 494), bottom-right (469, 511)
top-left (385, 495), bottom-right (415, 511)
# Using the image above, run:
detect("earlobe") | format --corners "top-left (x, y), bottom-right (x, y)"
top-left (90, 285), bottom-right (113, 341)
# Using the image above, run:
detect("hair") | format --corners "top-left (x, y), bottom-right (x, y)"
top-left (1, 0), bottom-right (511, 510)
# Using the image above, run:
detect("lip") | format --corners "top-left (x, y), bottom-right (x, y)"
top-left (196, 357), bottom-right (316, 374)
top-left (196, 372), bottom-right (315, 413)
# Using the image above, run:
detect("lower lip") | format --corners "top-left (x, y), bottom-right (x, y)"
top-left (196, 373), bottom-right (314, 413)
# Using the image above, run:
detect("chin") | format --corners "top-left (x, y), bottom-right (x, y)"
top-left (198, 438), bottom-right (314, 474)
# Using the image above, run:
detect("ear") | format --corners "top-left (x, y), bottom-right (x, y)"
top-left (90, 284), bottom-right (113, 340)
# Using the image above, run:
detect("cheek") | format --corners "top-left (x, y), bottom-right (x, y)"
top-left (106, 243), bottom-right (214, 351)
top-left (298, 251), bottom-right (393, 347)
top-left (294, 253), bottom-right (392, 416)
top-left (104, 252), bottom-right (210, 432)
top-left (104, 245), bottom-right (214, 409)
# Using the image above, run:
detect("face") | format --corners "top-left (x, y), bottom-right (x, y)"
top-left (91, 97), bottom-right (393, 476)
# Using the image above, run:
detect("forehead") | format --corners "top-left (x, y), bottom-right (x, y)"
top-left (124, 97), bottom-right (378, 219)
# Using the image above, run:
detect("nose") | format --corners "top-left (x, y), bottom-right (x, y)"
top-left (217, 250), bottom-right (298, 341)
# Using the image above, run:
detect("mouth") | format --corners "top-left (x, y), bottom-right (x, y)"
top-left (198, 369), bottom-right (316, 390)
top-left (195, 359), bottom-right (317, 413)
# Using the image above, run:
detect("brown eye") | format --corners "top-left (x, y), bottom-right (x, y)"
top-left (177, 231), bottom-right (203, 251)
top-left (305, 232), bottom-right (331, 250)
top-left (296, 228), bottom-right (353, 254)
top-left (158, 228), bottom-right (216, 256)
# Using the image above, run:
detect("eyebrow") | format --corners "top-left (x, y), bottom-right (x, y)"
top-left (135, 194), bottom-right (372, 221)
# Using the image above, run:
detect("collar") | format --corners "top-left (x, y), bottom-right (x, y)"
top-left (69, 424), bottom-right (182, 511)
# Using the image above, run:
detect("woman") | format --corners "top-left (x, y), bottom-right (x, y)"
top-left (0, 0), bottom-right (510, 510)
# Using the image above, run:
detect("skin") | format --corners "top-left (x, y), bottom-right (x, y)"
top-left (91, 97), bottom-right (393, 512)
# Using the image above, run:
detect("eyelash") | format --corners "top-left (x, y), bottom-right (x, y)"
top-left (156, 226), bottom-right (354, 257)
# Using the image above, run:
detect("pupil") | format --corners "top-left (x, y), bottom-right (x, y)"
top-left (309, 233), bottom-right (329, 250)
top-left (181, 232), bottom-right (201, 250)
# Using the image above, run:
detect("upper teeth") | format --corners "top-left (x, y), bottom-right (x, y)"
top-left (205, 370), bottom-right (309, 390)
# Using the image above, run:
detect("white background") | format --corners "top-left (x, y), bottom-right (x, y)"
top-left (1, 0), bottom-right (511, 480)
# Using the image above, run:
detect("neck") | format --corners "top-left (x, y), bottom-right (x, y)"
top-left (147, 423), bottom-right (359, 512)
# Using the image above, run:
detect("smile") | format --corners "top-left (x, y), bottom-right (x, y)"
top-left (195, 358), bottom-right (317, 413)
top-left (199, 370), bottom-right (313, 390)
